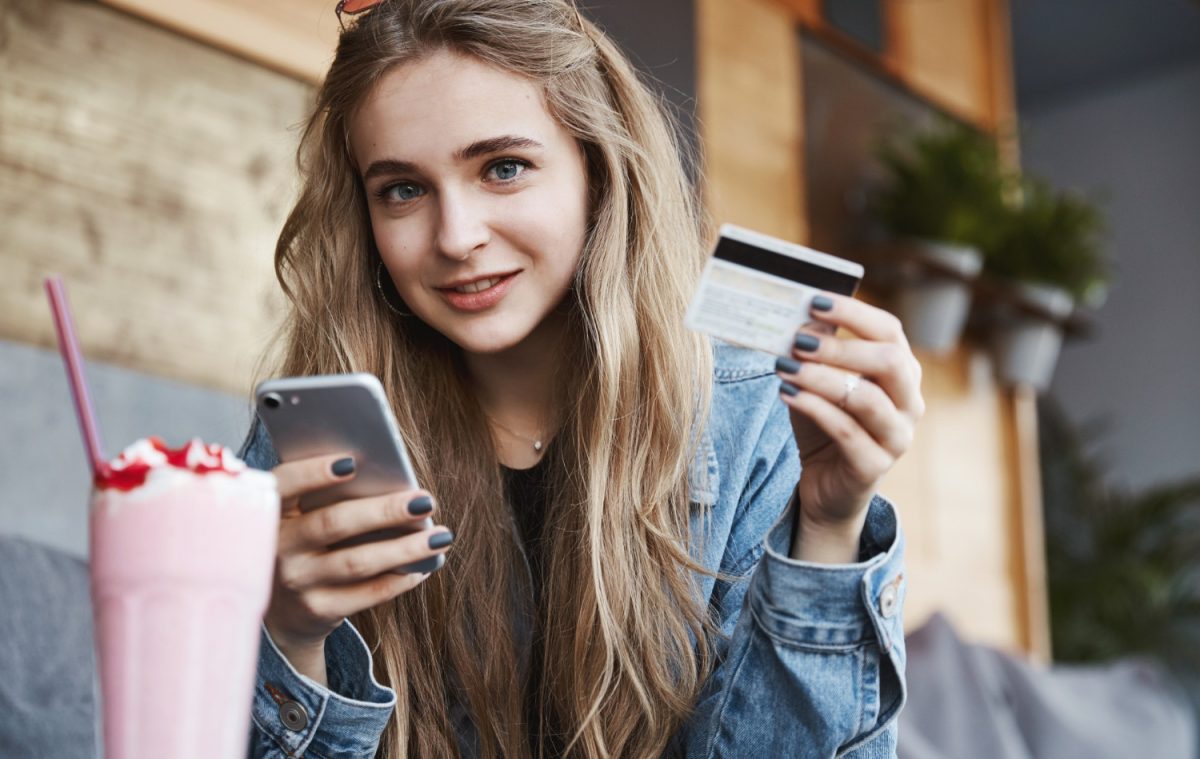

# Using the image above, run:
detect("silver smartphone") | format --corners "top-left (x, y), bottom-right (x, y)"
top-left (254, 373), bottom-right (443, 574)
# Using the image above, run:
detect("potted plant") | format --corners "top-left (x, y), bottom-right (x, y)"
top-left (871, 120), bottom-right (1008, 354)
top-left (1039, 400), bottom-right (1200, 723)
top-left (984, 179), bottom-right (1108, 391)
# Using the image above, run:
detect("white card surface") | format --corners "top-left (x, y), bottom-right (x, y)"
top-left (684, 225), bottom-right (864, 355)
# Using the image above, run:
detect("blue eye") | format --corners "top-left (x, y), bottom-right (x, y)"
top-left (378, 183), bottom-right (424, 203)
top-left (488, 159), bottom-right (527, 182)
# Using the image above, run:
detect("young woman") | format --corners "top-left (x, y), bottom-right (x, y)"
top-left (240, 1), bottom-right (923, 756)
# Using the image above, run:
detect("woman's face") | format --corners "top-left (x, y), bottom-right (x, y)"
top-left (349, 49), bottom-right (591, 357)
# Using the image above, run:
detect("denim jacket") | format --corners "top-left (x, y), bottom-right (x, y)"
top-left (240, 341), bottom-right (907, 758)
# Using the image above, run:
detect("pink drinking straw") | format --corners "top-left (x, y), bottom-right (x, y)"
top-left (45, 276), bottom-right (109, 480)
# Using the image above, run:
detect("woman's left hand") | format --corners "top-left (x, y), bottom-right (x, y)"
top-left (776, 293), bottom-right (924, 560)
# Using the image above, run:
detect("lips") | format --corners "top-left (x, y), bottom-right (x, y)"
top-left (436, 271), bottom-right (518, 312)
top-left (451, 276), bottom-right (503, 294)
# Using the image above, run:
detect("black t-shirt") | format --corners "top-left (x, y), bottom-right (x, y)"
top-left (504, 455), bottom-right (552, 593)
top-left (501, 453), bottom-right (566, 755)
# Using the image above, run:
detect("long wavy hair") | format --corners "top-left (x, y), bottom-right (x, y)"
top-left (270, 1), bottom-right (714, 755)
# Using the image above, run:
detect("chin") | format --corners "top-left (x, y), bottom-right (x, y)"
top-left (441, 321), bottom-right (536, 356)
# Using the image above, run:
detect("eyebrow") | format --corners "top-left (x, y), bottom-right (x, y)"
top-left (361, 135), bottom-right (545, 182)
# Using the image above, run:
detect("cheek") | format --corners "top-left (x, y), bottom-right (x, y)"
top-left (376, 245), bottom-right (432, 307)
top-left (372, 218), bottom-right (426, 276)
top-left (532, 174), bottom-right (590, 274)
top-left (533, 209), bottom-right (586, 285)
top-left (559, 189), bottom-right (589, 282)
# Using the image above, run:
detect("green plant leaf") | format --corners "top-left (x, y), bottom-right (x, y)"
top-left (1039, 399), bottom-right (1200, 720)
top-left (983, 179), bottom-right (1110, 300)
top-left (871, 118), bottom-right (1011, 248)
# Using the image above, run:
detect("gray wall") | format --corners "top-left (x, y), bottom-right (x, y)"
top-left (0, 339), bottom-right (252, 558)
top-left (585, 0), bottom-right (698, 157)
top-left (1021, 61), bottom-right (1200, 491)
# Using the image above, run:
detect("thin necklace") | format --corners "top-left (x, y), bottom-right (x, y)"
top-left (486, 415), bottom-right (547, 454)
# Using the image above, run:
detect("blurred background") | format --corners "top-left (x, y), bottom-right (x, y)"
top-left (1, 0), bottom-right (1197, 755)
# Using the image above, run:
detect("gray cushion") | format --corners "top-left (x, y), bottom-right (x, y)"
top-left (0, 535), bottom-right (96, 758)
top-left (899, 613), bottom-right (1197, 759)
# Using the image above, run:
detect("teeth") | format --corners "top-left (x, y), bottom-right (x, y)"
top-left (453, 276), bottom-right (501, 293)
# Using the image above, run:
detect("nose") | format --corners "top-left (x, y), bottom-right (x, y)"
top-left (434, 189), bottom-right (490, 261)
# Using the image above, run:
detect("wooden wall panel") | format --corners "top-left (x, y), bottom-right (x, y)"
top-left (697, 0), bottom-right (807, 244)
top-left (1, 0), bottom-right (309, 394)
top-left (885, 350), bottom-right (1031, 651)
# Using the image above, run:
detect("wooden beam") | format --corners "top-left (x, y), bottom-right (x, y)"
top-left (889, 0), bottom-right (995, 129)
top-left (100, 0), bottom-right (337, 84)
top-left (772, 0), bottom-right (822, 26)
top-left (780, 0), bottom-right (995, 132)
top-left (1007, 385), bottom-right (1053, 661)
top-left (985, 0), bottom-right (1021, 168)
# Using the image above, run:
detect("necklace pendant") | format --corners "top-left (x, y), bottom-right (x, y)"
top-left (533, 440), bottom-right (543, 453)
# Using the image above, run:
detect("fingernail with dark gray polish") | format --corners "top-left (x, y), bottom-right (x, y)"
top-left (794, 334), bottom-right (821, 353)
top-left (429, 531), bottom-right (455, 550)
top-left (331, 457), bottom-right (355, 477)
top-left (408, 495), bottom-right (434, 516)
top-left (780, 382), bottom-right (800, 397)
top-left (811, 295), bottom-right (834, 312)
top-left (775, 356), bottom-right (801, 375)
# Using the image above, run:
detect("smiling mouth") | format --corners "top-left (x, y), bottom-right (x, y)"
top-left (438, 271), bottom-right (519, 293)
top-left (450, 276), bottom-right (504, 294)
top-left (435, 271), bottom-right (519, 312)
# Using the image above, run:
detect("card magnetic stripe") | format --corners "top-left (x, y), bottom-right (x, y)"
top-left (714, 238), bottom-right (860, 295)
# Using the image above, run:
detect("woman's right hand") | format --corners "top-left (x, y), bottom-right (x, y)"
top-left (263, 454), bottom-right (453, 684)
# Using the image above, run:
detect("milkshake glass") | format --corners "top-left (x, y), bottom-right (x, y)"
top-left (90, 437), bottom-right (279, 759)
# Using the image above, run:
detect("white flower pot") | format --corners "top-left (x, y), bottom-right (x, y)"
top-left (991, 283), bottom-right (1075, 392)
top-left (894, 240), bottom-right (983, 355)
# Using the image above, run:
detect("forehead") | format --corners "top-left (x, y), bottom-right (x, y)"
top-left (349, 49), bottom-right (564, 167)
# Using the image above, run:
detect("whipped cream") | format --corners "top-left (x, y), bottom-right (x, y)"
top-left (97, 437), bottom-right (251, 492)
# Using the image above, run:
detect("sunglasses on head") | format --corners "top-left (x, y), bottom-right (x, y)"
top-left (335, 0), bottom-right (384, 27)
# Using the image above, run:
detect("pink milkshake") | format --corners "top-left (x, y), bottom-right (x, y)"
top-left (90, 437), bottom-right (279, 759)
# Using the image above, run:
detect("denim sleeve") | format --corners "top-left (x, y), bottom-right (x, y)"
top-left (679, 402), bottom-right (907, 758)
top-left (247, 620), bottom-right (396, 758)
top-left (238, 419), bottom-right (279, 472)
top-left (237, 422), bottom-right (398, 757)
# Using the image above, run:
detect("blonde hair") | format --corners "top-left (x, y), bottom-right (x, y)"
top-left (271, 1), bottom-right (714, 755)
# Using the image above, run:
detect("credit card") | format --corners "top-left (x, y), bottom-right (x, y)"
top-left (684, 224), bottom-right (864, 355)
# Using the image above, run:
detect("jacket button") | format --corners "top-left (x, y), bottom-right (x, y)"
top-left (279, 700), bottom-right (308, 732)
top-left (879, 584), bottom-right (899, 618)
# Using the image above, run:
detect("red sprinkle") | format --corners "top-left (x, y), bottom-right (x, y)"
top-left (95, 437), bottom-right (241, 492)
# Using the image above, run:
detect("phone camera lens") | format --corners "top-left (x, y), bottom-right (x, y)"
top-left (263, 393), bottom-right (283, 409)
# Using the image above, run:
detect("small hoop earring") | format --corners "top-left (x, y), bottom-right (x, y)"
top-left (376, 260), bottom-right (409, 317)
